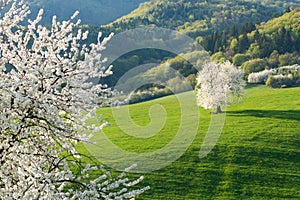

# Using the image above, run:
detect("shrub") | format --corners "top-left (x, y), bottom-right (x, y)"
top-left (278, 52), bottom-right (300, 67)
top-left (211, 52), bottom-right (226, 63)
top-left (167, 76), bottom-right (191, 93)
top-left (266, 74), bottom-right (294, 88)
top-left (232, 53), bottom-right (250, 66)
top-left (248, 69), bottom-right (276, 84)
top-left (242, 58), bottom-right (267, 75)
top-left (268, 50), bottom-right (280, 68)
top-left (186, 74), bottom-right (197, 88)
top-left (278, 64), bottom-right (300, 75)
top-left (129, 87), bottom-right (173, 104)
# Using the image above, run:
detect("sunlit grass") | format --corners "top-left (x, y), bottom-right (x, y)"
top-left (78, 85), bottom-right (300, 199)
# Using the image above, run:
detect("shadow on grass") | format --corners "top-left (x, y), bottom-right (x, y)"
top-left (227, 109), bottom-right (300, 121)
top-left (245, 83), bottom-right (262, 89)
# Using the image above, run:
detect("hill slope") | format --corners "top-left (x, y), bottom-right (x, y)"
top-left (102, 0), bottom-right (300, 38)
top-left (207, 8), bottom-right (300, 70)
top-left (80, 85), bottom-right (300, 199)
top-left (27, 0), bottom-right (148, 25)
top-left (95, 7), bottom-right (300, 94)
top-left (257, 7), bottom-right (300, 34)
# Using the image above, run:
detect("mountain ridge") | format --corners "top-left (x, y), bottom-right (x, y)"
top-left (102, 0), bottom-right (300, 38)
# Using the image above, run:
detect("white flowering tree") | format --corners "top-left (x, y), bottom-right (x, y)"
top-left (0, 0), bottom-right (148, 199)
top-left (196, 61), bottom-right (245, 113)
top-left (248, 69), bottom-right (276, 84)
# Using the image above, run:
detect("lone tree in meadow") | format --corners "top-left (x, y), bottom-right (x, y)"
top-left (196, 61), bottom-right (245, 113)
top-left (0, 0), bottom-right (148, 199)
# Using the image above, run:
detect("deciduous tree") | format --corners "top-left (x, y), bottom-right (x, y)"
top-left (196, 61), bottom-right (245, 113)
top-left (0, 0), bottom-right (148, 199)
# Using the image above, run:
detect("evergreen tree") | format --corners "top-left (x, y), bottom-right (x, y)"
top-left (253, 29), bottom-right (260, 42)
top-left (259, 33), bottom-right (273, 57)
top-left (220, 31), bottom-right (228, 51)
top-left (229, 24), bottom-right (238, 38)
top-left (268, 50), bottom-right (280, 68)
top-left (276, 27), bottom-right (287, 54)
top-left (238, 33), bottom-right (249, 53)
top-left (214, 37), bottom-right (222, 53)
top-left (295, 30), bottom-right (300, 52)
top-left (283, 28), bottom-right (293, 53)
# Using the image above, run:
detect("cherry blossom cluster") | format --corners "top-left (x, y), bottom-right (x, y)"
top-left (196, 61), bottom-right (245, 112)
top-left (0, 0), bottom-right (148, 199)
top-left (248, 69), bottom-right (276, 84)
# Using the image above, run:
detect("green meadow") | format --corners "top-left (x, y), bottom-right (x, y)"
top-left (79, 85), bottom-right (300, 199)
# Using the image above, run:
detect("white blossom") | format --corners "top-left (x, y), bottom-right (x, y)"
top-left (278, 64), bottom-right (300, 74)
top-left (0, 0), bottom-right (148, 199)
top-left (196, 61), bottom-right (245, 113)
top-left (248, 69), bottom-right (276, 83)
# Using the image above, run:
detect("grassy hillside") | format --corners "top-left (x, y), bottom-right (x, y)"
top-left (79, 86), bottom-right (300, 199)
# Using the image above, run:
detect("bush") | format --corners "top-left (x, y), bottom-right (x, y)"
top-left (242, 58), bottom-right (267, 75)
top-left (278, 52), bottom-right (300, 67)
top-left (266, 74), bottom-right (294, 88)
top-left (211, 52), bottom-right (226, 63)
top-left (268, 50), bottom-right (280, 68)
top-left (129, 87), bottom-right (173, 104)
top-left (248, 69), bottom-right (276, 84)
top-left (186, 74), bottom-right (197, 88)
top-left (278, 64), bottom-right (300, 75)
top-left (232, 53), bottom-right (250, 66)
top-left (167, 76), bottom-right (192, 93)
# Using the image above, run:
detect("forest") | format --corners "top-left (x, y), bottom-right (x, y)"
top-left (87, 5), bottom-right (300, 102)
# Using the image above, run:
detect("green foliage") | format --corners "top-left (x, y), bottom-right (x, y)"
top-left (251, 64), bottom-right (300, 88)
top-left (229, 38), bottom-right (239, 52)
top-left (266, 75), bottom-right (294, 88)
top-left (202, 22), bottom-right (256, 53)
top-left (140, 50), bottom-right (207, 81)
top-left (211, 8), bottom-right (300, 67)
top-left (77, 5), bottom-right (300, 93)
top-left (238, 33), bottom-right (250, 53)
top-left (247, 43), bottom-right (262, 58)
top-left (258, 8), bottom-right (300, 35)
top-left (278, 52), bottom-right (300, 67)
top-left (268, 50), bottom-right (280, 68)
top-left (186, 74), bottom-right (197, 89)
top-left (78, 86), bottom-right (300, 199)
top-left (100, 49), bottom-right (174, 87)
top-left (211, 52), bottom-right (226, 63)
top-left (232, 54), bottom-right (250, 66)
top-left (242, 58), bottom-right (267, 75)
top-left (128, 87), bottom-right (173, 104)
top-left (168, 57), bottom-right (186, 70)
top-left (102, 0), bottom-right (296, 38)
top-left (78, 3), bottom-right (300, 85)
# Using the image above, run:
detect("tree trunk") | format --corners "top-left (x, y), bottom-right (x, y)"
top-left (216, 105), bottom-right (222, 114)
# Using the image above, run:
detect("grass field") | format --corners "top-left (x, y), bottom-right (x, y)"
top-left (79, 85), bottom-right (300, 199)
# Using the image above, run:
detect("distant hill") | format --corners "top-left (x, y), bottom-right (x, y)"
top-left (102, 0), bottom-right (300, 38)
top-left (257, 7), bottom-right (300, 35)
top-left (27, 0), bottom-right (148, 25)
top-left (207, 8), bottom-right (300, 71)
top-left (99, 7), bottom-right (300, 96)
